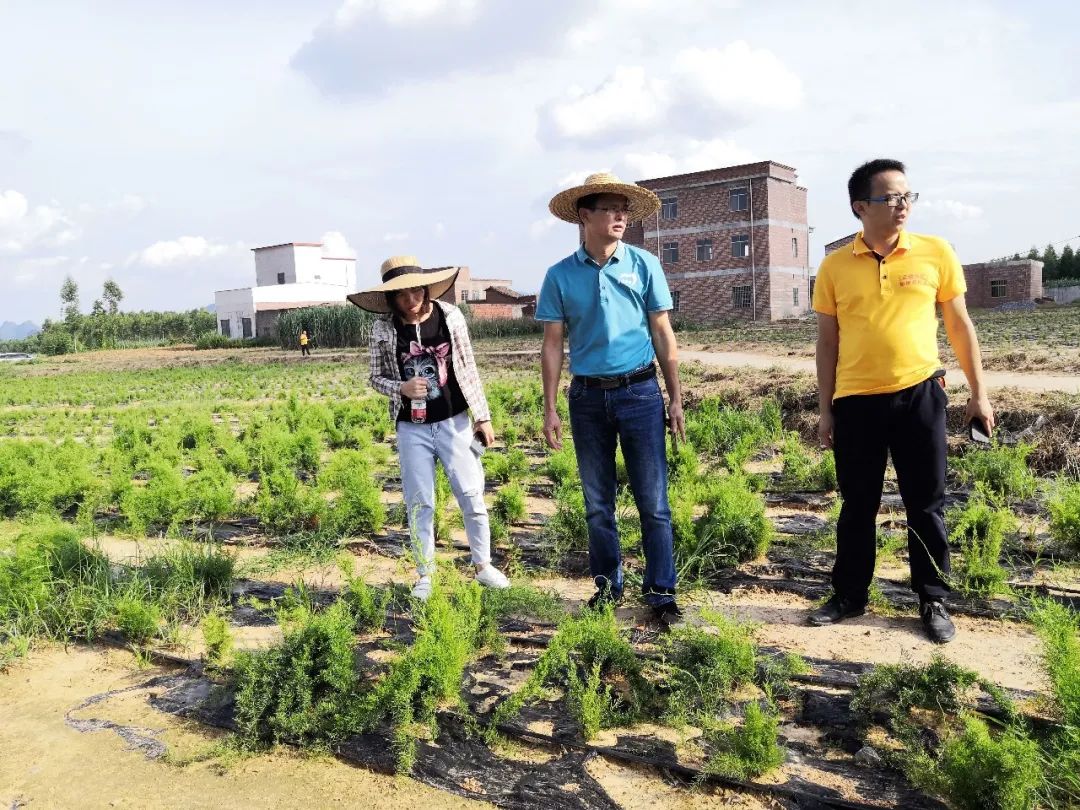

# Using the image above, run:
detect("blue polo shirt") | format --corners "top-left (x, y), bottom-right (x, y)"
top-left (535, 242), bottom-right (673, 377)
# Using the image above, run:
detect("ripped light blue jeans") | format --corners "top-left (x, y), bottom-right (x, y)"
top-left (397, 411), bottom-right (490, 575)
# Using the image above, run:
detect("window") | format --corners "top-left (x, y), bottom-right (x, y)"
top-left (661, 196), bottom-right (678, 220)
top-left (461, 290), bottom-right (469, 303)
top-left (696, 239), bottom-right (713, 261)
top-left (241, 317), bottom-right (252, 338)
top-left (219, 319), bottom-right (231, 338)
top-left (662, 241), bottom-right (679, 264)
top-left (990, 279), bottom-right (1007, 298)
top-left (672, 290), bottom-right (681, 312)
top-left (733, 285), bottom-right (752, 309)
top-left (731, 234), bottom-right (749, 258)
top-left (730, 186), bottom-right (748, 212)
top-left (793, 288), bottom-right (799, 307)
top-left (314, 274), bottom-right (321, 280)
top-left (792, 237), bottom-right (798, 258)
top-left (276, 272), bottom-right (285, 285)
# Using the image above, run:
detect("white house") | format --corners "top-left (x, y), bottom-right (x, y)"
top-left (214, 242), bottom-right (357, 339)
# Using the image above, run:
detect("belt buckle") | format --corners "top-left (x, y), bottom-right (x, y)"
top-left (599, 377), bottom-right (621, 390)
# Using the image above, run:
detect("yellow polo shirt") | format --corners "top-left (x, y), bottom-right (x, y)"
top-left (812, 231), bottom-right (966, 400)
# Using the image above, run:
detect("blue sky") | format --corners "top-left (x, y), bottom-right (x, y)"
top-left (2, 0), bottom-right (1078, 323)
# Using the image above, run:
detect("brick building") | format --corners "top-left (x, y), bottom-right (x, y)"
top-left (436, 268), bottom-right (534, 319)
top-left (623, 161), bottom-right (811, 322)
top-left (820, 234), bottom-right (1044, 309)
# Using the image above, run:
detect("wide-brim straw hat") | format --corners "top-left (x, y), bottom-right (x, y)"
top-left (346, 255), bottom-right (459, 314)
top-left (548, 171), bottom-right (661, 224)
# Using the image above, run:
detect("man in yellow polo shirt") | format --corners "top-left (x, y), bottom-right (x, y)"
top-left (810, 158), bottom-right (995, 643)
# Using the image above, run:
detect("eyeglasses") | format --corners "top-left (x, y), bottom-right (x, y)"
top-left (590, 205), bottom-right (631, 217)
top-left (863, 192), bottom-right (919, 207)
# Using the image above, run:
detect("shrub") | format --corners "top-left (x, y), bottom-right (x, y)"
top-left (953, 443), bottom-right (1037, 500)
top-left (233, 599), bottom-right (360, 747)
top-left (113, 592), bottom-right (162, 642)
top-left (489, 606), bottom-right (654, 741)
top-left (339, 561), bottom-right (391, 633)
top-left (542, 484), bottom-right (589, 565)
top-left (777, 432), bottom-right (837, 492)
top-left (947, 487), bottom-right (1015, 598)
top-left (704, 700), bottom-right (785, 780)
top-left (1030, 600), bottom-right (1080, 805)
top-left (678, 475), bottom-right (772, 582)
top-left (320, 450), bottom-right (386, 537)
top-left (483, 448), bottom-right (530, 483)
top-left (181, 461), bottom-right (237, 522)
top-left (685, 399), bottom-right (781, 470)
top-left (493, 482), bottom-right (527, 525)
top-left (1048, 479), bottom-right (1080, 551)
top-left (543, 443), bottom-right (579, 487)
top-left (254, 469), bottom-right (325, 536)
top-left (201, 611), bottom-right (233, 668)
top-left (0, 439), bottom-right (99, 517)
top-left (193, 332), bottom-right (233, 350)
top-left (121, 461), bottom-right (185, 534)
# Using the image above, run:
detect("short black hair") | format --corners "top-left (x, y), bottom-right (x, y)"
top-left (576, 193), bottom-right (601, 215)
top-left (847, 159), bottom-right (906, 220)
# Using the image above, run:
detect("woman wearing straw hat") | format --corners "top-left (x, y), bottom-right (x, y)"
top-left (537, 173), bottom-right (686, 625)
top-left (348, 256), bottom-right (510, 600)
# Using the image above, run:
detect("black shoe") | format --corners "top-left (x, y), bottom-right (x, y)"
top-left (808, 594), bottom-right (866, 626)
top-left (920, 600), bottom-right (956, 644)
top-left (587, 587), bottom-right (622, 610)
top-left (652, 600), bottom-right (683, 626)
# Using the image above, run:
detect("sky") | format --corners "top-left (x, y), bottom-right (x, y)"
top-left (2, 0), bottom-right (1078, 324)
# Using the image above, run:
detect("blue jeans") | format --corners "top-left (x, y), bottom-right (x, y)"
top-left (568, 374), bottom-right (677, 606)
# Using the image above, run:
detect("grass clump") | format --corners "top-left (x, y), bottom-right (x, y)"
top-left (320, 450), bottom-right (386, 538)
top-left (1031, 599), bottom-right (1080, 806)
top-left (483, 448), bottom-right (530, 484)
top-left (0, 440), bottom-right (99, 517)
top-left (676, 475), bottom-right (771, 583)
top-left (254, 468), bottom-right (325, 537)
top-left (685, 399), bottom-right (781, 471)
top-left (543, 443), bottom-right (579, 487)
top-left (201, 610), bottom-right (233, 668)
top-left (947, 486), bottom-right (1015, 598)
top-left (953, 443), bottom-right (1037, 500)
top-left (1047, 479), bottom-right (1080, 551)
top-left (121, 461), bottom-right (185, 534)
top-left (704, 700), bottom-right (785, 780)
top-left (339, 560), bottom-right (392, 633)
top-left (542, 484), bottom-right (588, 565)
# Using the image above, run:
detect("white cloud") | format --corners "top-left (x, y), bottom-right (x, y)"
top-left (320, 230), bottom-right (356, 257)
top-left (333, 0), bottom-right (480, 28)
top-left (529, 218), bottom-right (558, 240)
top-left (920, 199), bottom-right (984, 219)
top-left (128, 236), bottom-right (235, 267)
top-left (383, 231), bottom-right (410, 242)
top-left (622, 139), bottom-right (758, 180)
top-left (0, 189), bottom-right (80, 253)
top-left (538, 42), bottom-right (802, 145)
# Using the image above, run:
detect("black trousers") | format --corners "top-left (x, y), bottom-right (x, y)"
top-left (301, 345), bottom-right (310, 356)
top-left (832, 376), bottom-right (950, 604)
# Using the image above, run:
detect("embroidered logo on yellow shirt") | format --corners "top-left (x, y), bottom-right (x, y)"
top-left (898, 273), bottom-right (933, 288)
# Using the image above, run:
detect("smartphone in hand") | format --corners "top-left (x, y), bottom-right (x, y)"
top-left (470, 431), bottom-right (488, 457)
top-left (968, 417), bottom-right (992, 446)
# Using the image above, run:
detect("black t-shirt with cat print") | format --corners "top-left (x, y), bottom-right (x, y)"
top-left (393, 305), bottom-right (468, 424)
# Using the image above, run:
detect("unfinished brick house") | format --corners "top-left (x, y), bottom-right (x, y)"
top-left (623, 161), bottom-right (812, 322)
top-left (821, 234), bottom-right (1044, 309)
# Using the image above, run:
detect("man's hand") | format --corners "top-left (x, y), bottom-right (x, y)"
top-left (818, 410), bottom-right (834, 450)
top-left (965, 392), bottom-right (995, 433)
top-left (474, 420), bottom-right (495, 448)
top-left (544, 408), bottom-right (562, 450)
top-left (400, 378), bottom-right (428, 400)
top-left (668, 400), bottom-right (686, 443)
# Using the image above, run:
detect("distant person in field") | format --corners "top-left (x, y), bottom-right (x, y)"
top-left (299, 329), bottom-right (311, 356)
top-left (810, 158), bottom-right (995, 643)
top-left (537, 173), bottom-right (685, 625)
top-left (348, 255), bottom-right (509, 601)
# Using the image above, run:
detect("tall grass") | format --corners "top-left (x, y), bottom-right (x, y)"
top-left (676, 474), bottom-right (772, 583)
top-left (276, 306), bottom-right (374, 349)
top-left (946, 486), bottom-right (1015, 598)
top-left (954, 443), bottom-right (1038, 500)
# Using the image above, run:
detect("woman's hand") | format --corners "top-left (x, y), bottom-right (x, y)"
top-left (474, 420), bottom-right (495, 448)
top-left (400, 378), bottom-right (428, 400)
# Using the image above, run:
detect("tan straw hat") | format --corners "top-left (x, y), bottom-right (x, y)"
top-left (346, 255), bottom-right (460, 314)
top-left (548, 171), bottom-right (661, 224)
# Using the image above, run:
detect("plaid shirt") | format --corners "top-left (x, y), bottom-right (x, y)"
top-left (368, 300), bottom-right (491, 425)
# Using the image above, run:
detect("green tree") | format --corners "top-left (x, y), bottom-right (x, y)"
top-left (102, 279), bottom-right (124, 314)
top-left (1058, 245), bottom-right (1077, 279)
top-left (59, 275), bottom-right (79, 324)
top-left (1026, 246), bottom-right (1040, 260)
top-left (1042, 243), bottom-right (1060, 279)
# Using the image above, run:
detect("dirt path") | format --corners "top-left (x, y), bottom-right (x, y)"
top-left (681, 350), bottom-right (1080, 394)
top-left (0, 647), bottom-right (486, 810)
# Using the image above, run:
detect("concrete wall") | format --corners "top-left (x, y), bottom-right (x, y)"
top-left (251, 282), bottom-right (349, 307)
top-left (254, 246), bottom-right (298, 287)
top-left (1047, 285), bottom-right (1080, 304)
top-left (214, 288), bottom-right (255, 338)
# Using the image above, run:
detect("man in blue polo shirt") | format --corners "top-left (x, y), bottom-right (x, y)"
top-left (537, 172), bottom-right (685, 624)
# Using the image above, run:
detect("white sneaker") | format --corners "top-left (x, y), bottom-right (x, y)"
top-left (475, 565), bottom-right (510, 589)
top-left (411, 576), bottom-right (433, 601)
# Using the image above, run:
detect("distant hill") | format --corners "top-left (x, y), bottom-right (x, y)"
top-left (0, 321), bottom-right (39, 340)
top-left (204, 304), bottom-right (217, 314)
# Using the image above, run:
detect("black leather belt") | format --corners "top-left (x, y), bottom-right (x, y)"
top-left (576, 364), bottom-right (656, 390)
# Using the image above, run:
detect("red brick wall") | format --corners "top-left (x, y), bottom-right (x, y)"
top-left (962, 261), bottom-right (1042, 309)
top-left (468, 302), bottom-right (518, 319)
